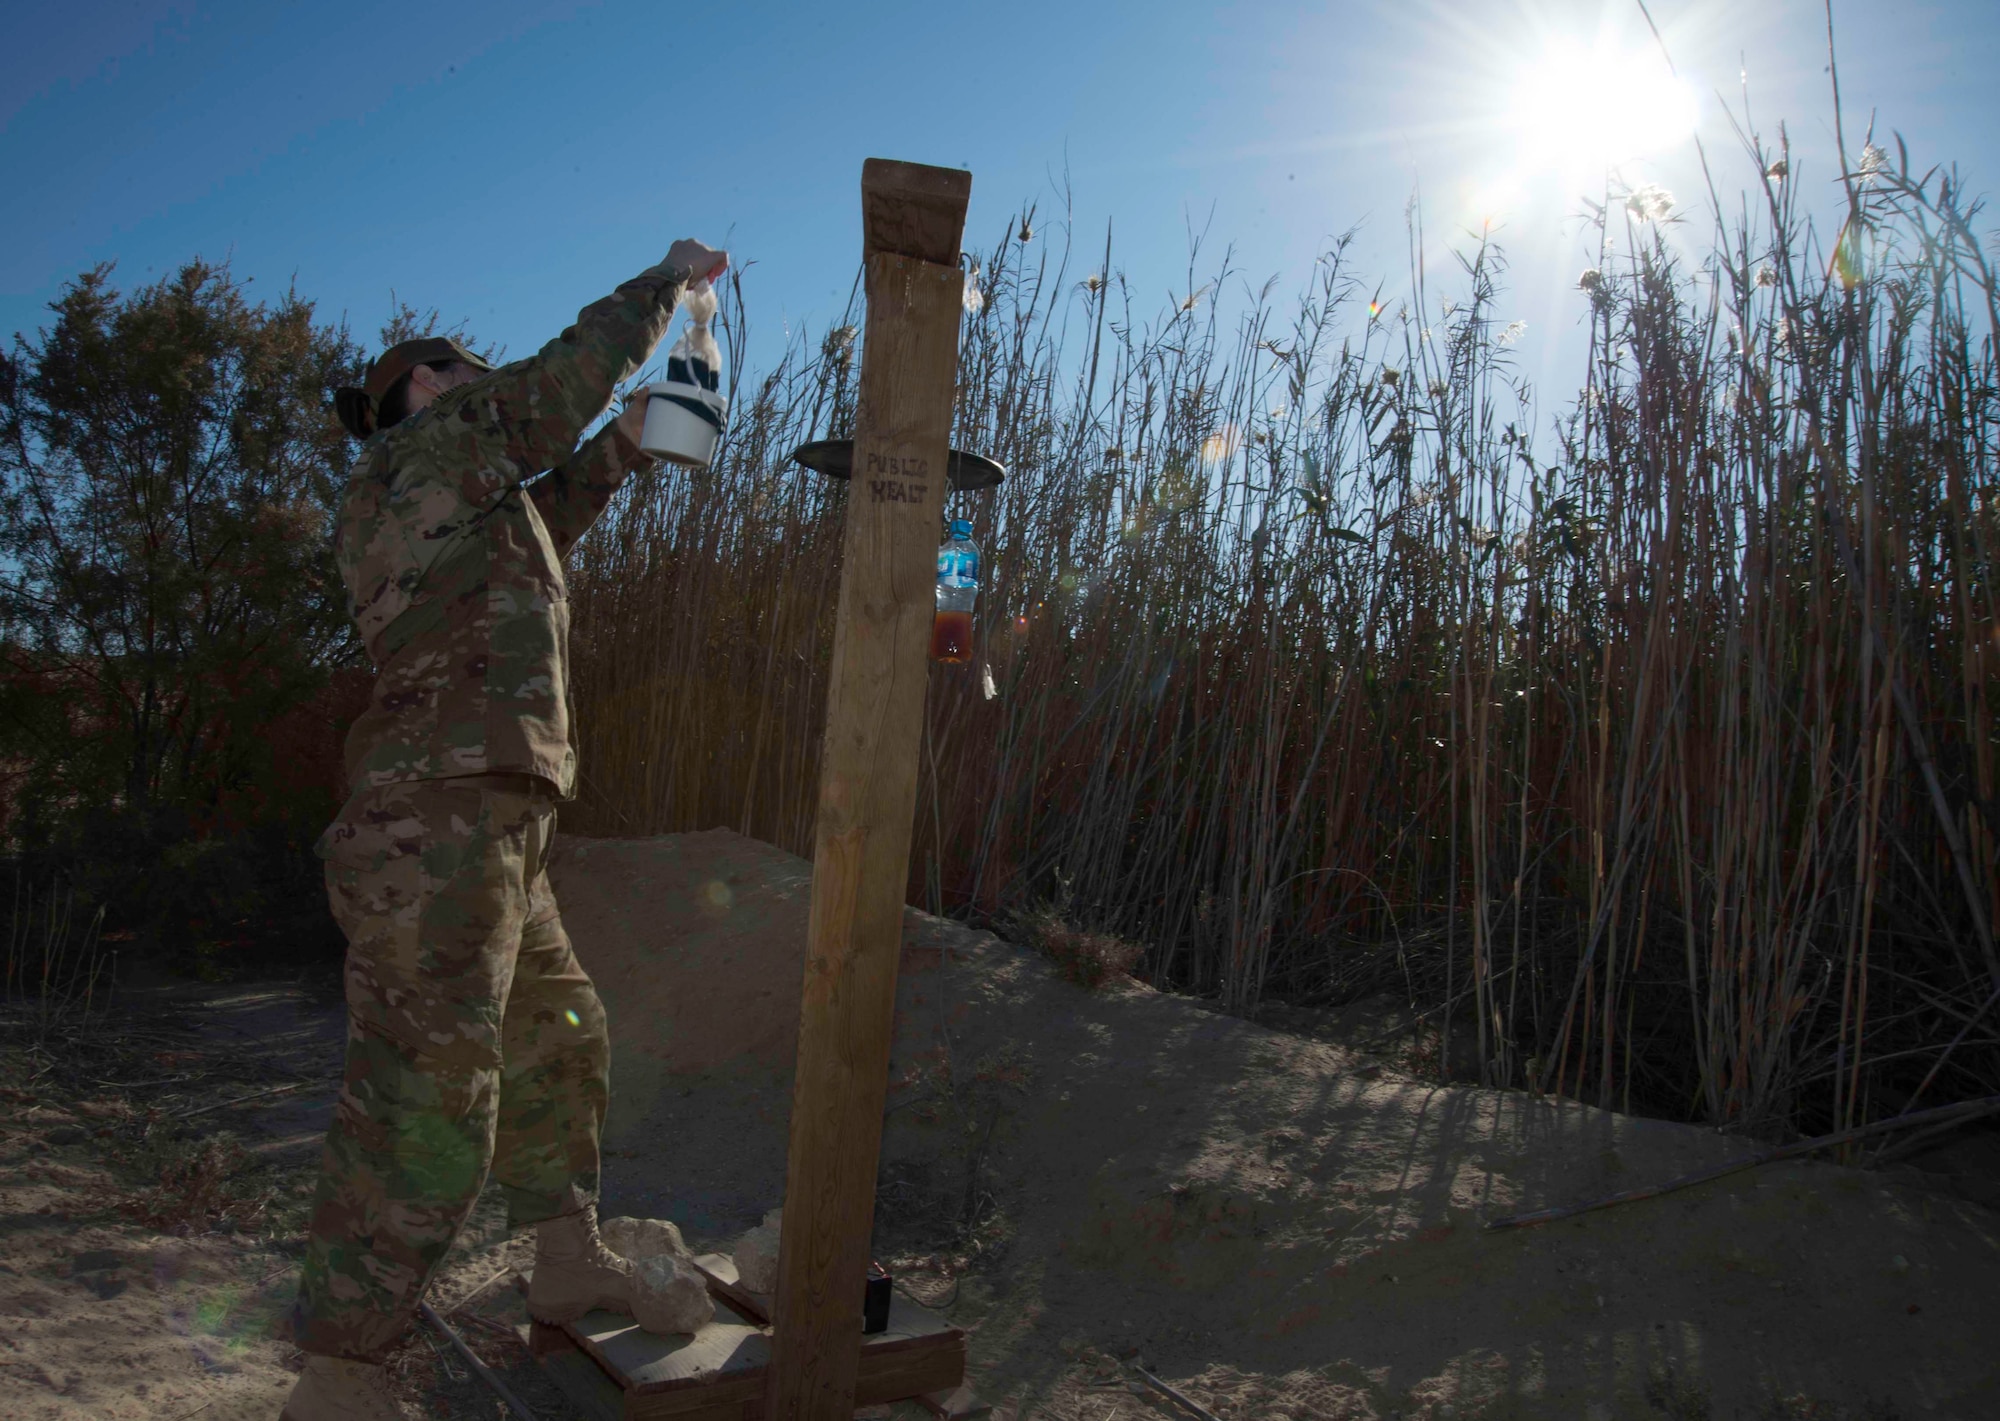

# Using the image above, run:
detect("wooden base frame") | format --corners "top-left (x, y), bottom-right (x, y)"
top-left (526, 1254), bottom-right (980, 1421)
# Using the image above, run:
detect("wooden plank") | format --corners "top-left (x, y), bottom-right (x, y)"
top-left (543, 1347), bottom-right (630, 1421)
top-left (764, 158), bottom-right (971, 1421)
top-left (627, 1375), bottom-right (765, 1421)
top-left (692, 1251), bottom-right (769, 1325)
top-left (581, 1275), bottom-right (962, 1389)
top-left (624, 1338), bottom-right (964, 1421)
top-left (529, 1318), bottom-right (580, 1359)
top-left (560, 1291), bottom-right (965, 1421)
top-left (860, 159), bottom-right (972, 264)
top-left (523, 1322), bottom-right (626, 1421)
top-left (564, 1300), bottom-right (769, 1395)
top-left (869, 1325), bottom-right (967, 1382)
top-left (694, 1251), bottom-right (959, 1357)
top-left (536, 1291), bottom-right (960, 1420)
top-left (853, 1344), bottom-right (966, 1408)
top-left (917, 1384), bottom-right (992, 1420)
top-left (853, 1287), bottom-right (965, 1357)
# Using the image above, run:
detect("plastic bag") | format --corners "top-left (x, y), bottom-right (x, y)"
top-left (641, 278), bottom-right (728, 465)
top-left (666, 278), bottom-right (721, 394)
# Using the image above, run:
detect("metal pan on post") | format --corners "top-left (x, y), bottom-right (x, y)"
top-left (790, 438), bottom-right (1006, 490)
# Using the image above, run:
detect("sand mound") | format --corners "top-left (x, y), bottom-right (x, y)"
top-left (552, 829), bottom-right (2000, 1419)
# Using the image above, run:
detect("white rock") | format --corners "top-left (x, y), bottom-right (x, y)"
top-left (733, 1207), bottom-right (783, 1294)
top-left (632, 1252), bottom-right (714, 1336)
top-left (601, 1216), bottom-right (690, 1263)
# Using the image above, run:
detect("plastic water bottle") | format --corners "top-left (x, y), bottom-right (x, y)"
top-left (931, 519), bottom-right (979, 664)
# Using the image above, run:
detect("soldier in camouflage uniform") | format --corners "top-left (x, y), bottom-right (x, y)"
top-left (284, 238), bottom-right (727, 1421)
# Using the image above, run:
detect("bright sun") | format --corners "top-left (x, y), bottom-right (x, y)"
top-left (1506, 39), bottom-right (1699, 176)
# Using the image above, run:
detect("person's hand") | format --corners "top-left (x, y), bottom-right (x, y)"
top-left (666, 238), bottom-right (729, 285)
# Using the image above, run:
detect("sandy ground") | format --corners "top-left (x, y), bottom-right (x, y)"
top-left (0, 978), bottom-right (575, 1420)
top-left (2, 826), bottom-right (1996, 1420)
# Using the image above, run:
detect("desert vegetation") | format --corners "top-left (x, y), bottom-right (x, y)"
top-left (564, 114), bottom-right (2000, 1140)
top-left (0, 271), bottom-right (500, 968)
top-left (0, 262), bottom-right (370, 964)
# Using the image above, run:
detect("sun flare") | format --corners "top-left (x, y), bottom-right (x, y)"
top-left (1506, 39), bottom-right (1698, 175)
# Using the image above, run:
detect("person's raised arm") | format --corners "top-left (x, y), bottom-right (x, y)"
top-left (391, 239), bottom-right (727, 513)
top-left (529, 397), bottom-right (655, 559)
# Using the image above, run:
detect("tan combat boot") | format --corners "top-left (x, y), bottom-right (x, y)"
top-left (526, 1190), bottom-right (636, 1324)
top-left (278, 1355), bottom-right (408, 1421)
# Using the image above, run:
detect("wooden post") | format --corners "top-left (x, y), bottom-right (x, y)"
top-left (763, 159), bottom-right (971, 1421)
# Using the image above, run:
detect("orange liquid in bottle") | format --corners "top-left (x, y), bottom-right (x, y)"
top-left (929, 609), bottom-right (974, 663)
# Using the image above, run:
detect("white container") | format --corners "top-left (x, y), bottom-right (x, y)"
top-left (639, 381), bottom-right (728, 467)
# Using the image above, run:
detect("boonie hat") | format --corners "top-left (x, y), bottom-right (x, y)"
top-left (334, 336), bottom-right (495, 438)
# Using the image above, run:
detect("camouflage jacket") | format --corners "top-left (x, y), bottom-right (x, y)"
top-left (333, 262), bottom-right (688, 798)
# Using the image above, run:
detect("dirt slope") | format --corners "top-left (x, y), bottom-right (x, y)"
top-left (555, 829), bottom-right (2000, 1421)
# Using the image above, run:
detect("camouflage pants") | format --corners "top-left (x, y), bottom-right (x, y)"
top-left (292, 774), bottom-right (610, 1361)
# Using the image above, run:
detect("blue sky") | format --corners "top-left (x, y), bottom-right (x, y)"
top-left (3, 0), bottom-right (1995, 412)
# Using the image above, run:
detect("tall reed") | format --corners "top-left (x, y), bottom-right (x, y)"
top-left (1, 873), bottom-right (112, 1041)
top-left (564, 123), bottom-right (1999, 1136)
